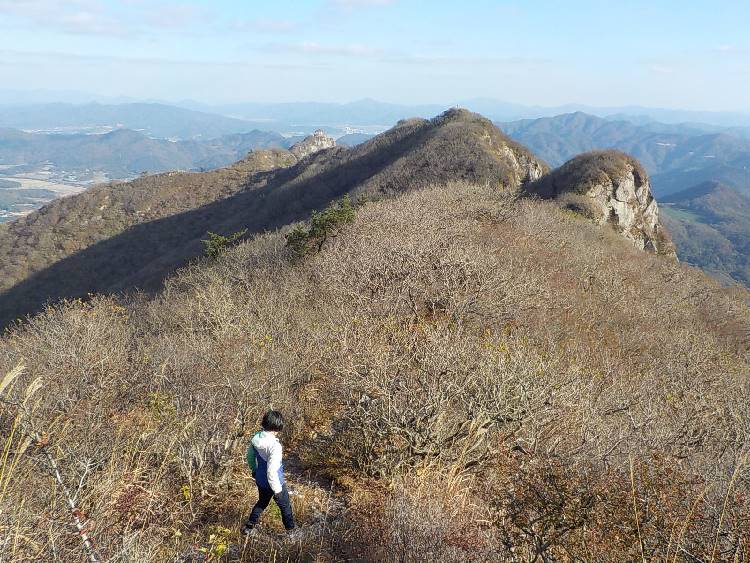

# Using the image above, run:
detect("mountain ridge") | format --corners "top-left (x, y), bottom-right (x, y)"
top-left (0, 109), bottom-right (548, 326)
top-left (0, 102), bottom-right (276, 139)
top-left (0, 126), bottom-right (290, 179)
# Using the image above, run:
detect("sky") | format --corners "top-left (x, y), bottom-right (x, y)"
top-left (0, 0), bottom-right (749, 111)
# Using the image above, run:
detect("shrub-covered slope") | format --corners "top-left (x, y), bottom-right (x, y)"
top-left (0, 109), bottom-right (547, 327)
top-left (0, 149), bottom-right (298, 325)
top-left (1, 182), bottom-right (749, 561)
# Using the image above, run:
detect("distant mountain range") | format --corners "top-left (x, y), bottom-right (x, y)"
top-left (499, 112), bottom-right (750, 197)
top-left (0, 103), bottom-right (275, 140)
top-left (173, 98), bottom-right (750, 129)
top-left (4, 94), bottom-right (750, 133)
top-left (0, 127), bottom-right (288, 177)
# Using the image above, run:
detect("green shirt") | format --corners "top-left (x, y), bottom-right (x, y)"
top-left (246, 431), bottom-right (262, 473)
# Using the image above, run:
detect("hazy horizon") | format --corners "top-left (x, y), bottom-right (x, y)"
top-left (1, 0), bottom-right (749, 112)
top-left (5, 89), bottom-right (750, 119)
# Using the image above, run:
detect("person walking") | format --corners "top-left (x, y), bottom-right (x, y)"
top-left (242, 410), bottom-right (296, 535)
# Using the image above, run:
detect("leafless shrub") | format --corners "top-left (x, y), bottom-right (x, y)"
top-left (1, 181), bottom-right (749, 561)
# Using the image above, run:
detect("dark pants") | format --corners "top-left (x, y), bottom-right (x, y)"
top-left (247, 484), bottom-right (295, 530)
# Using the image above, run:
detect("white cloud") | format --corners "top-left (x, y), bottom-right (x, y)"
top-left (0, 0), bottom-right (205, 36)
top-left (386, 53), bottom-right (554, 67)
top-left (0, 48), bottom-right (328, 71)
top-left (300, 42), bottom-right (382, 56)
top-left (0, 0), bottom-right (129, 36)
top-left (328, 0), bottom-right (395, 9)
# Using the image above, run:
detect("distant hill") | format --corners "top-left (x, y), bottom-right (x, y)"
top-left (661, 181), bottom-right (750, 286)
top-left (500, 112), bottom-right (656, 168)
top-left (190, 98), bottom-right (445, 127)
top-left (499, 112), bottom-right (750, 196)
top-left (0, 188), bottom-right (57, 211)
top-left (0, 109), bottom-right (547, 326)
top-left (0, 102), bottom-right (275, 139)
top-left (336, 132), bottom-right (376, 146)
top-left (0, 127), bottom-right (288, 177)
top-left (650, 162), bottom-right (750, 196)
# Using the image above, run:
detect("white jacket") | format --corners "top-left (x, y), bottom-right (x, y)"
top-left (251, 431), bottom-right (285, 494)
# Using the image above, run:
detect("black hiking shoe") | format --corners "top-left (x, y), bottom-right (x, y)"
top-left (240, 522), bottom-right (256, 536)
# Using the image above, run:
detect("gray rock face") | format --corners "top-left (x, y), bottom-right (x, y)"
top-left (290, 130), bottom-right (336, 159)
top-left (498, 144), bottom-right (548, 186)
top-left (527, 151), bottom-right (676, 256)
top-left (583, 168), bottom-right (674, 255)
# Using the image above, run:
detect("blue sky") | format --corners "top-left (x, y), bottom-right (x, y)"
top-left (0, 0), bottom-right (748, 110)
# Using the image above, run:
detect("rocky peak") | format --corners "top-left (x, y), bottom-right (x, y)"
top-left (526, 150), bottom-right (676, 256)
top-left (428, 108), bottom-right (550, 188)
top-left (290, 129), bottom-right (336, 159)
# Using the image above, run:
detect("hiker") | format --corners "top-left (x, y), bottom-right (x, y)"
top-left (242, 410), bottom-right (296, 534)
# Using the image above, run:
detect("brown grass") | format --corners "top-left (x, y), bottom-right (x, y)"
top-left (1, 182), bottom-right (749, 561)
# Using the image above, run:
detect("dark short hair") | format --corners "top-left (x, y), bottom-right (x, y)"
top-left (261, 410), bottom-right (284, 432)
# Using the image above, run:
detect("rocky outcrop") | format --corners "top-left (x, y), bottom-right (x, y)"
top-left (290, 130), bottom-right (336, 159)
top-left (236, 148), bottom-right (298, 174)
top-left (497, 143), bottom-right (548, 186)
top-left (526, 150), bottom-right (676, 256)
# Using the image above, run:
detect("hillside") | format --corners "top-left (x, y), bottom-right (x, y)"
top-left (662, 181), bottom-right (750, 285)
top-left (0, 109), bottom-right (547, 327)
top-left (0, 148), bottom-right (299, 326)
top-left (500, 112), bottom-right (750, 196)
top-left (525, 150), bottom-right (675, 255)
top-left (0, 127), bottom-right (288, 177)
top-left (1, 179), bottom-right (748, 561)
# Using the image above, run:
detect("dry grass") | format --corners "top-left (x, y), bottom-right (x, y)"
top-left (1, 182), bottom-right (749, 561)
